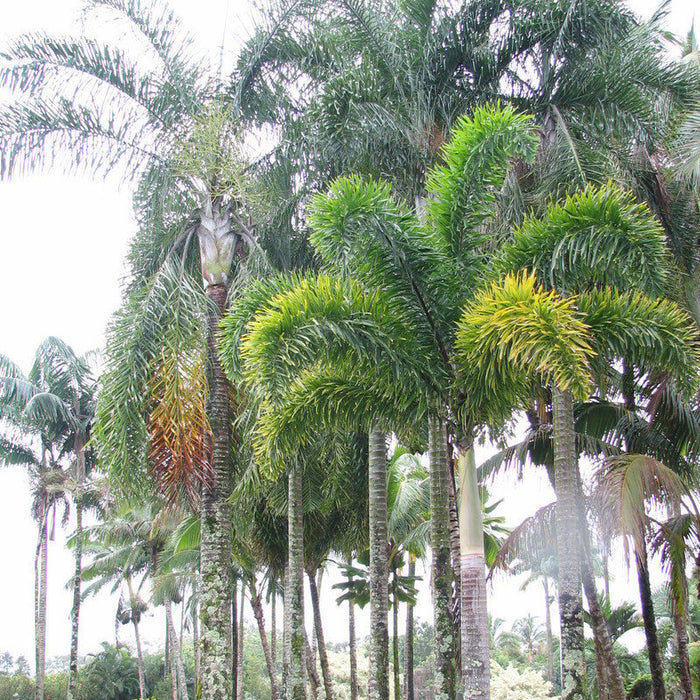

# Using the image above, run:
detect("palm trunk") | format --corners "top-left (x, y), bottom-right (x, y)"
top-left (349, 594), bottom-right (358, 700)
top-left (68, 436), bottom-right (85, 700)
top-left (35, 510), bottom-right (48, 700)
top-left (368, 425), bottom-right (390, 700)
top-left (592, 634), bottom-right (610, 700)
top-left (237, 586), bottom-right (244, 700)
top-left (167, 600), bottom-right (189, 700)
top-left (447, 467), bottom-right (462, 664)
top-left (552, 386), bottom-right (585, 700)
top-left (542, 576), bottom-right (554, 686)
top-left (428, 414), bottom-right (456, 700)
top-left (193, 583), bottom-right (200, 688)
top-left (636, 543), bottom-right (666, 700)
top-left (673, 605), bottom-right (693, 700)
top-left (250, 577), bottom-right (280, 700)
top-left (288, 461), bottom-right (307, 699)
top-left (303, 627), bottom-right (322, 697)
top-left (271, 586), bottom-right (277, 687)
top-left (127, 579), bottom-right (146, 700)
top-left (455, 441), bottom-right (488, 700)
top-left (200, 282), bottom-right (233, 700)
top-left (576, 483), bottom-right (625, 700)
top-left (392, 571), bottom-right (400, 700)
top-left (166, 603), bottom-right (178, 700)
top-left (307, 569), bottom-right (334, 700)
top-left (231, 579), bottom-right (238, 700)
top-left (403, 560), bottom-right (415, 700)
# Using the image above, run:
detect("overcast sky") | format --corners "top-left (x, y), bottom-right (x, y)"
top-left (0, 0), bottom-right (697, 669)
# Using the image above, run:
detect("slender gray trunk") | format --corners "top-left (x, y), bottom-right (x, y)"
top-left (552, 387), bottom-right (585, 700)
top-left (674, 605), bottom-right (693, 700)
top-left (193, 584), bottom-right (200, 688)
top-left (166, 600), bottom-right (189, 700)
top-left (250, 577), bottom-right (280, 700)
top-left (403, 560), bottom-right (415, 700)
top-left (303, 627), bottom-right (321, 697)
top-left (392, 572), bottom-right (400, 700)
top-left (271, 585), bottom-right (277, 686)
top-left (542, 577), bottom-right (554, 686)
top-left (68, 436), bottom-right (85, 700)
top-left (35, 509), bottom-right (48, 700)
top-left (636, 544), bottom-right (665, 700)
top-left (368, 426), bottom-right (389, 700)
top-left (576, 482), bottom-right (625, 700)
top-left (429, 414), bottom-right (456, 700)
top-left (307, 569), bottom-right (334, 700)
top-left (127, 579), bottom-right (146, 700)
top-left (200, 282), bottom-right (233, 700)
top-left (231, 578), bottom-right (238, 699)
top-left (349, 593), bottom-right (358, 700)
top-left (288, 462), bottom-right (307, 699)
top-left (237, 585), bottom-right (244, 700)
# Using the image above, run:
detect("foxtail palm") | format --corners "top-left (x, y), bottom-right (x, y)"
top-left (456, 256), bottom-right (698, 700)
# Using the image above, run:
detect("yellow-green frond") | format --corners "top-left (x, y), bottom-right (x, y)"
top-left (455, 271), bottom-right (594, 422)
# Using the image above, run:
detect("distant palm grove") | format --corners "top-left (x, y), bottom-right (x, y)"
top-left (1, 0), bottom-right (700, 699)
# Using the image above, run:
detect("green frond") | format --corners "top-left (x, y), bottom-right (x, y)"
top-left (577, 287), bottom-right (700, 397)
top-left (426, 103), bottom-right (539, 264)
top-left (455, 271), bottom-right (594, 423)
top-left (219, 272), bottom-right (310, 381)
top-left (253, 363), bottom-right (425, 478)
top-left (308, 174), bottom-right (456, 365)
top-left (501, 183), bottom-right (671, 296)
top-left (238, 273), bottom-right (436, 401)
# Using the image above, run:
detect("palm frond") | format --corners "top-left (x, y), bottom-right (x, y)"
top-left (455, 271), bottom-right (594, 424)
top-left (501, 183), bottom-right (671, 297)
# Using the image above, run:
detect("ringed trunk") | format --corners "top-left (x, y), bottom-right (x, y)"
top-left (200, 282), bottom-right (233, 700)
top-left (429, 414), bottom-right (456, 700)
top-left (250, 578), bottom-right (279, 700)
top-left (636, 543), bottom-right (666, 700)
top-left (455, 442), bottom-right (489, 700)
top-left (368, 425), bottom-right (390, 700)
top-left (68, 436), bottom-right (85, 700)
top-left (288, 461), bottom-right (307, 699)
top-left (403, 560), bottom-right (415, 700)
top-left (552, 387), bottom-right (585, 700)
top-left (307, 569), bottom-right (335, 700)
top-left (35, 509), bottom-right (48, 700)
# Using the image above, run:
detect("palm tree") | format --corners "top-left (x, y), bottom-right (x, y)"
top-left (0, 338), bottom-right (93, 700)
top-left (456, 241), bottom-right (698, 700)
top-left (0, 3), bottom-right (272, 696)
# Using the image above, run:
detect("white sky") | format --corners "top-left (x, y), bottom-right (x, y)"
top-left (0, 0), bottom-right (696, 670)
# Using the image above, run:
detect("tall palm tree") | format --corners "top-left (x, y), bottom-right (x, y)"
top-left (0, 338), bottom-right (93, 700)
top-left (0, 3), bottom-right (271, 696)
